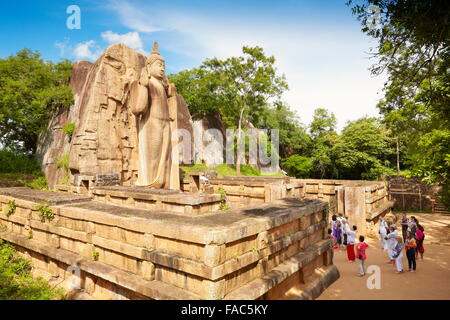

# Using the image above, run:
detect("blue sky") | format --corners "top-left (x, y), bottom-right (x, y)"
top-left (0, 0), bottom-right (386, 130)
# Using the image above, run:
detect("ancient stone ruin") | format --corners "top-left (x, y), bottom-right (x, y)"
top-left (0, 43), bottom-right (394, 300)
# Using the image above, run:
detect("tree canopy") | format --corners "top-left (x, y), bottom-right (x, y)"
top-left (0, 49), bottom-right (73, 153)
top-left (348, 0), bottom-right (450, 204)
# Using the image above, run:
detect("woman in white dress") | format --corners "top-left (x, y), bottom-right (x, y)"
top-left (379, 217), bottom-right (389, 250)
top-left (386, 226), bottom-right (398, 264)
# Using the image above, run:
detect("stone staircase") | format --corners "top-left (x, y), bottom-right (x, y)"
top-left (432, 199), bottom-right (450, 214)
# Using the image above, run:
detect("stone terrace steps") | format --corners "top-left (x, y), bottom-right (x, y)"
top-left (432, 200), bottom-right (450, 215)
top-left (0, 187), bottom-right (92, 205)
top-left (93, 185), bottom-right (220, 206)
top-left (92, 185), bottom-right (222, 215)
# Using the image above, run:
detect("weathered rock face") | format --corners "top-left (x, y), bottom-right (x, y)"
top-left (68, 44), bottom-right (145, 185)
top-left (37, 44), bottom-right (194, 188)
top-left (193, 113), bottom-right (226, 167)
top-left (36, 60), bottom-right (94, 188)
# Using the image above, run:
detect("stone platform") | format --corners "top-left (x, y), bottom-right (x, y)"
top-left (0, 188), bottom-right (338, 300)
top-left (0, 187), bottom-right (92, 205)
top-left (91, 186), bottom-right (221, 215)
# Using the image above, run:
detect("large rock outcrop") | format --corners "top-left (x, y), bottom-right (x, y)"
top-left (36, 60), bottom-right (93, 188)
top-left (37, 44), bottom-right (194, 188)
top-left (193, 113), bottom-right (226, 167)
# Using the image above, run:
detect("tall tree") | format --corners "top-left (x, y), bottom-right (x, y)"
top-left (0, 49), bottom-right (73, 153)
top-left (256, 101), bottom-right (311, 158)
top-left (310, 108), bottom-right (337, 139)
top-left (334, 117), bottom-right (396, 180)
top-left (348, 0), bottom-right (450, 205)
top-left (170, 46), bottom-right (288, 174)
top-left (309, 108), bottom-right (339, 178)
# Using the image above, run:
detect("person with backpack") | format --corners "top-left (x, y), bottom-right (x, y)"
top-left (355, 235), bottom-right (369, 276)
top-left (415, 224), bottom-right (425, 260)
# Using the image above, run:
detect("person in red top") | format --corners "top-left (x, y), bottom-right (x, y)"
top-left (355, 235), bottom-right (369, 276)
top-left (415, 224), bottom-right (425, 260)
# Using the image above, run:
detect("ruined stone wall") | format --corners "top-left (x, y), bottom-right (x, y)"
top-left (387, 175), bottom-right (438, 211)
top-left (181, 176), bottom-right (304, 209)
top-left (192, 176), bottom-right (393, 237)
top-left (294, 179), bottom-right (393, 236)
top-left (0, 189), bottom-right (337, 300)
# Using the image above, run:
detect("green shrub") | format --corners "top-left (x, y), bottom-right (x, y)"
top-left (218, 188), bottom-right (231, 211)
top-left (26, 176), bottom-right (48, 190)
top-left (35, 201), bottom-right (54, 222)
top-left (4, 200), bottom-right (16, 217)
top-left (0, 239), bottom-right (65, 300)
top-left (62, 123), bottom-right (76, 142)
top-left (281, 155), bottom-right (313, 178)
top-left (0, 150), bottom-right (41, 174)
top-left (55, 153), bottom-right (70, 185)
top-left (92, 251), bottom-right (100, 261)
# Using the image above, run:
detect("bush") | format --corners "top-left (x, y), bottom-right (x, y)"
top-left (26, 176), bottom-right (48, 190)
top-left (281, 155), bottom-right (313, 178)
top-left (0, 149), bottom-right (41, 174)
top-left (62, 123), bottom-right (76, 142)
top-left (0, 239), bottom-right (65, 300)
top-left (55, 153), bottom-right (70, 185)
top-left (240, 164), bottom-right (261, 176)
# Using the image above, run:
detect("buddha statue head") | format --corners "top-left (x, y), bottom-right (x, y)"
top-left (147, 42), bottom-right (165, 80)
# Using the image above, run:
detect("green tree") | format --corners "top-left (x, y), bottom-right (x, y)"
top-left (170, 46), bottom-right (288, 175)
top-left (309, 108), bottom-right (339, 179)
top-left (256, 101), bottom-right (311, 158)
top-left (333, 118), bottom-right (396, 180)
top-left (310, 108), bottom-right (337, 139)
top-left (0, 49), bottom-right (73, 153)
top-left (281, 155), bottom-right (313, 178)
top-left (348, 0), bottom-right (450, 204)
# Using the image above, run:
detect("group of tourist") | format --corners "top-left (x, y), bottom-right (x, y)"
top-left (328, 213), bottom-right (426, 277)
top-left (380, 214), bottom-right (425, 274)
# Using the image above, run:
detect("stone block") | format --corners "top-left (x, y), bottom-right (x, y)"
top-left (143, 233), bottom-right (154, 250)
top-left (48, 260), bottom-right (59, 277)
top-left (50, 234), bottom-right (61, 249)
top-left (140, 261), bottom-right (155, 281)
top-left (203, 244), bottom-right (226, 267)
top-left (203, 278), bottom-right (226, 300)
top-left (256, 231), bottom-right (269, 250)
top-left (86, 222), bottom-right (96, 235)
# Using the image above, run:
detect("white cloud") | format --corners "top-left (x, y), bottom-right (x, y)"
top-left (54, 38), bottom-right (71, 56)
top-left (101, 30), bottom-right (146, 54)
top-left (73, 40), bottom-right (102, 61)
top-left (106, 0), bottom-right (387, 130)
top-left (107, 0), bottom-right (165, 33)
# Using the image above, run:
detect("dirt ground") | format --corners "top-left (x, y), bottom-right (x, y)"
top-left (318, 213), bottom-right (450, 300)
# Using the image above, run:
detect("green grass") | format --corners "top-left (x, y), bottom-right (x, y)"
top-left (0, 149), bottom-right (48, 190)
top-left (0, 172), bottom-right (48, 190)
top-left (0, 239), bottom-right (66, 300)
top-left (181, 163), bottom-right (283, 178)
top-left (180, 163), bottom-right (209, 174)
top-left (0, 149), bottom-right (41, 174)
